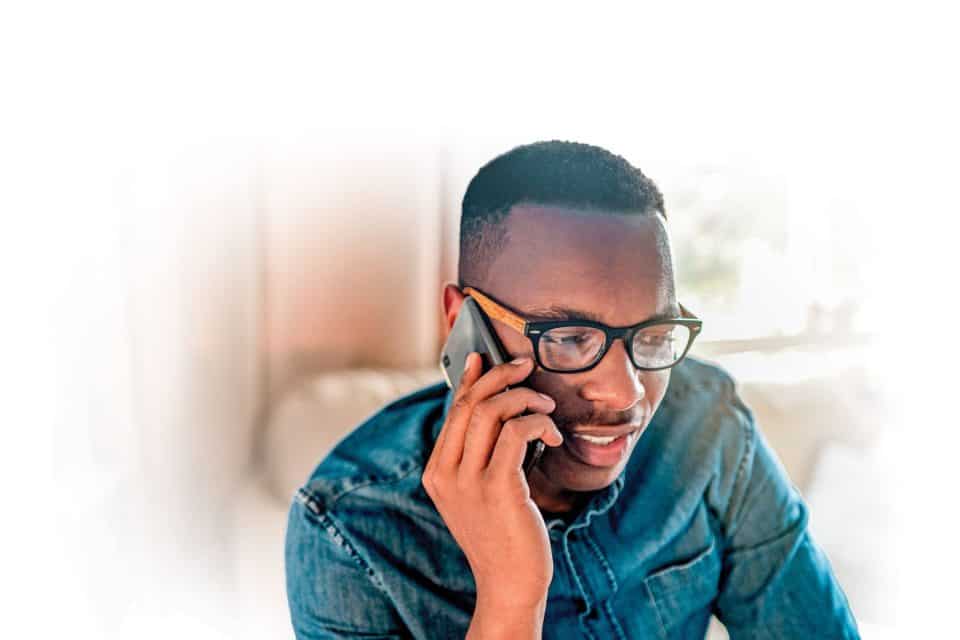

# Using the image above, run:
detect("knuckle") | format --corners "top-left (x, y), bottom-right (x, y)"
top-left (521, 388), bottom-right (551, 408)
top-left (423, 468), bottom-right (450, 495)
top-left (472, 400), bottom-right (495, 424)
top-left (453, 394), bottom-right (472, 413)
top-left (518, 387), bottom-right (540, 400)
top-left (530, 414), bottom-right (554, 435)
top-left (495, 360), bottom-right (523, 380)
top-left (499, 362), bottom-right (526, 384)
top-left (500, 387), bottom-right (524, 401)
top-left (498, 389), bottom-right (530, 414)
top-left (501, 416), bottom-right (525, 437)
top-left (505, 414), bottom-right (538, 437)
top-left (421, 470), bottom-right (435, 491)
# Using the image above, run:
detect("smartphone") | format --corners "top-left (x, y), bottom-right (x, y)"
top-left (440, 296), bottom-right (546, 476)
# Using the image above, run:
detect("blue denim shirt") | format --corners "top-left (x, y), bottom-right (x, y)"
top-left (285, 356), bottom-right (860, 639)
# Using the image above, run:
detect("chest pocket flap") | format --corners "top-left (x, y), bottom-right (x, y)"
top-left (644, 539), bottom-right (721, 638)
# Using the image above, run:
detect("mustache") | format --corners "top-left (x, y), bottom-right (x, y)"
top-left (550, 407), bottom-right (642, 432)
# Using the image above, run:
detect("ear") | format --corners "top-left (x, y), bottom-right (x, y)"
top-left (441, 283), bottom-right (466, 337)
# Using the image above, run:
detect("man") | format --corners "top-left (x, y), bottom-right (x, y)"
top-left (285, 141), bottom-right (860, 638)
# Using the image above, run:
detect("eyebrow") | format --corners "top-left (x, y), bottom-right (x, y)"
top-left (522, 303), bottom-right (682, 325)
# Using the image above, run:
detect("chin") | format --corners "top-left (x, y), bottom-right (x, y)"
top-left (539, 452), bottom-right (627, 493)
top-left (537, 427), bottom-right (641, 492)
top-left (558, 468), bottom-right (623, 492)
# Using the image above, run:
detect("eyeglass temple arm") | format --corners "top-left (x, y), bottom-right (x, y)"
top-left (462, 287), bottom-right (527, 334)
top-left (467, 286), bottom-right (698, 332)
top-left (678, 302), bottom-right (703, 333)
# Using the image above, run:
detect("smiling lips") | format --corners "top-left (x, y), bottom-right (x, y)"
top-left (572, 432), bottom-right (622, 445)
top-left (561, 425), bottom-right (642, 467)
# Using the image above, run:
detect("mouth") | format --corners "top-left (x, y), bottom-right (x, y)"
top-left (560, 424), bottom-right (643, 468)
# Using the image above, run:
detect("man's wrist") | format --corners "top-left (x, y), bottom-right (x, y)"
top-left (466, 593), bottom-right (547, 640)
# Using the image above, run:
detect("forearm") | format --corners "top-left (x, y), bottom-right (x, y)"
top-left (465, 594), bottom-right (546, 640)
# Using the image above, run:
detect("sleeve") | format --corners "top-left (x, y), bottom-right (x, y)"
top-left (284, 495), bottom-right (407, 639)
top-left (714, 392), bottom-right (861, 639)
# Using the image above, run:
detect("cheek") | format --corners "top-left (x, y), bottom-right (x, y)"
top-left (528, 370), bottom-right (572, 399)
top-left (642, 371), bottom-right (671, 408)
top-left (527, 371), bottom-right (670, 407)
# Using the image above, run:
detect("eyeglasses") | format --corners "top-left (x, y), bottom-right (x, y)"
top-left (463, 286), bottom-right (703, 374)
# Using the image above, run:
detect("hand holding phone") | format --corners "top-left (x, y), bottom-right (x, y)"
top-left (423, 351), bottom-right (565, 616)
top-left (440, 297), bottom-right (546, 475)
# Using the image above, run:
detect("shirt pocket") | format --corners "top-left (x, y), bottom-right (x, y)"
top-left (644, 538), bottom-right (721, 639)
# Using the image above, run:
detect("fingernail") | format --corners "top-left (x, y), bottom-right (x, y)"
top-left (511, 356), bottom-right (530, 365)
top-left (538, 392), bottom-right (554, 403)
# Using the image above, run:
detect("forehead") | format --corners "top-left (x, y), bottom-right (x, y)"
top-left (483, 203), bottom-right (675, 325)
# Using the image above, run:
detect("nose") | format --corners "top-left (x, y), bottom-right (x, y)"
top-left (578, 338), bottom-right (645, 412)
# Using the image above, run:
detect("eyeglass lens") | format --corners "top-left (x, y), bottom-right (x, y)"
top-left (538, 323), bottom-right (692, 371)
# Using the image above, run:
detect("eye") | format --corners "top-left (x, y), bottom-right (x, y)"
top-left (551, 334), bottom-right (588, 345)
top-left (636, 331), bottom-right (675, 347)
top-left (541, 327), bottom-right (605, 350)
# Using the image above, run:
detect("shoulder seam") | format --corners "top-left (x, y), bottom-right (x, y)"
top-left (299, 458), bottom-right (426, 513)
top-left (380, 381), bottom-right (448, 413)
top-left (293, 463), bottom-right (428, 601)
top-left (724, 399), bottom-right (758, 537)
top-left (319, 509), bottom-right (392, 596)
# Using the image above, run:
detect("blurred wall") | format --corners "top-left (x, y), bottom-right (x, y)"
top-left (260, 140), bottom-right (445, 401)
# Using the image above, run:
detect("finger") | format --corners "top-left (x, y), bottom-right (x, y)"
top-left (459, 387), bottom-right (556, 476)
top-left (432, 352), bottom-right (484, 471)
top-left (435, 354), bottom-right (534, 469)
top-left (454, 352), bottom-right (485, 402)
top-left (435, 353), bottom-right (531, 470)
top-left (465, 356), bottom-right (536, 407)
top-left (486, 414), bottom-right (564, 482)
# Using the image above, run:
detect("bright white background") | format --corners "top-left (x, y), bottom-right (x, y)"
top-left (1, 2), bottom-right (957, 638)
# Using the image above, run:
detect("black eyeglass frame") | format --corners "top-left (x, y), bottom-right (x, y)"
top-left (462, 286), bottom-right (704, 374)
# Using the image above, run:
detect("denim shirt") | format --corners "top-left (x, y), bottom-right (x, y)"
top-left (285, 356), bottom-right (860, 639)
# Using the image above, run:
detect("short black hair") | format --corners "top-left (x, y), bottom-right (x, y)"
top-left (458, 140), bottom-right (665, 288)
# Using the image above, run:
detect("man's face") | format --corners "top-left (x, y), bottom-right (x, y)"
top-left (473, 203), bottom-right (677, 494)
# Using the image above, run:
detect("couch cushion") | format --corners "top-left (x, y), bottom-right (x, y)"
top-left (735, 366), bottom-right (886, 490)
top-left (263, 368), bottom-right (443, 502)
top-left (262, 364), bottom-right (886, 503)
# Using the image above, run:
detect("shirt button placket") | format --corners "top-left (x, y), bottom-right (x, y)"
top-left (564, 527), bottom-right (624, 640)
